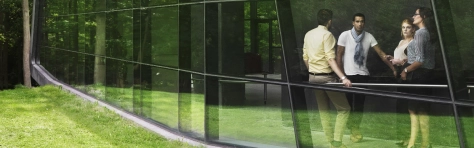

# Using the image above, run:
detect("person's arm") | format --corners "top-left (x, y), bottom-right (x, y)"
top-left (304, 60), bottom-right (309, 69)
top-left (329, 58), bottom-right (351, 87)
top-left (373, 44), bottom-right (397, 77)
top-left (400, 61), bottom-right (422, 80)
top-left (336, 45), bottom-right (345, 75)
top-left (401, 31), bottom-right (428, 80)
top-left (391, 58), bottom-right (406, 65)
top-left (303, 42), bottom-right (309, 69)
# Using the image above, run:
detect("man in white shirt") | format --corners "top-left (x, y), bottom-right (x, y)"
top-left (336, 13), bottom-right (396, 143)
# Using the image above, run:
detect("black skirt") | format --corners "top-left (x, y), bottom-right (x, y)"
top-left (399, 63), bottom-right (433, 113)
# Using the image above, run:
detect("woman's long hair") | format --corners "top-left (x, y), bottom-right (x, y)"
top-left (417, 7), bottom-right (438, 43)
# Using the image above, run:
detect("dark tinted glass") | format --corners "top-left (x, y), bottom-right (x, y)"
top-left (205, 2), bottom-right (285, 80)
top-left (206, 78), bottom-right (296, 147)
top-left (106, 10), bottom-right (134, 61)
top-left (104, 59), bottom-right (135, 111)
top-left (444, 0), bottom-right (474, 101)
top-left (177, 72), bottom-right (205, 138)
top-left (278, 0), bottom-right (448, 97)
top-left (76, 54), bottom-right (105, 99)
top-left (146, 66), bottom-right (179, 128)
top-left (149, 7), bottom-right (179, 67)
top-left (178, 4), bottom-right (205, 72)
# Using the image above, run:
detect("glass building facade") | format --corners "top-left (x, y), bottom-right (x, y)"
top-left (30, 0), bottom-right (474, 147)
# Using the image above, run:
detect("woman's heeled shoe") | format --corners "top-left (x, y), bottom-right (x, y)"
top-left (350, 128), bottom-right (363, 143)
top-left (395, 140), bottom-right (408, 147)
top-left (420, 144), bottom-right (432, 148)
top-left (350, 133), bottom-right (363, 143)
top-left (330, 141), bottom-right (347, 148)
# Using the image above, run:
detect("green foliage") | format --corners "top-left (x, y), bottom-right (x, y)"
top-left (0, 0), bottom-right (24, 86)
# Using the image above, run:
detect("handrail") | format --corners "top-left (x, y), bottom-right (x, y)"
top-left (326, 83), bottom-right (474, 89)
top-left (326, 83), bottom-right (447, 88)
top-left (217, 79), bottom-right (474, 89)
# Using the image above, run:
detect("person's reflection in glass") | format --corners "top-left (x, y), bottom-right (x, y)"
top-left (302, 9), bottom-right (352, 148)
top-left (385, 18), bottom-right (415, 147)
top-left (336, 13), bottom-right (396, 143)
top-left (399, 7), bottom-right (438, 148)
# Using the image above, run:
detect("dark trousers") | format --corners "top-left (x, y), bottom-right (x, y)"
top-left (345, 75), bottom-right (369, 129)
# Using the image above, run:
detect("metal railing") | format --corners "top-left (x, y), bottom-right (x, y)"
top-left (326, 83), bottom-right (474, 89)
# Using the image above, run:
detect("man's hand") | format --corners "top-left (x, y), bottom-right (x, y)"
top-left (391, 59), bottom-right (404, 65)
top-left (393, 70), bottom-right (397, 78)
top-left (342, 79), bottom-right (352, 87)
top-left (401, 71), bottom-right (407, 80)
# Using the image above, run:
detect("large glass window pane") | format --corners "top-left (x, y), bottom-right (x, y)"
top-left (76, 54), bottom-right (103, 99)
top-left (207, 78), bottom-right (296, 147)
top-left (40, 47), bottom-right (55, 75)
top-left (106, 10), bottom-right (134, 61)
top-left (104, 59), bottom-right (135, 112)
top-left (178, 72), bottom-right (205, 138)
top-left (278, 0), bottom-right (448, 97)
top-left (45, 13), bottom-right (96, 55)
top-left (42, 17), bottom-right (62, 48)
top-left (51, 49), bottom-right (78, 85)
top-left (56, 15), bottom-right (73, 51)
top-left (206, 2), bottom-right (285, 80)
top-left (179, 4), bottom-right (205, 72)
top-left (294, 86), bottom-right (460, 147)
top-left (149, 7), bottom-right (179, 67)
top-left (84, 14), bottom-right (97, 54)
top-left (142, 66), bottom-right (179, 128)
top-left (445, 0), bottom-right (474, 101)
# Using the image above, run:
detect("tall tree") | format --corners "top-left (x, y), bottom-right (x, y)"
top-left (94, 0), bottom-right (106, 84)
top-left (22, 0), bottom-right (31, 87)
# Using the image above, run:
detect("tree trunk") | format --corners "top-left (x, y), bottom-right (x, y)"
top-left (94, 0), bottom-right (106, 84)
top-left (22, 0), bottom-right (31, 88)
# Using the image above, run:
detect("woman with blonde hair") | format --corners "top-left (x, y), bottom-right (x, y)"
top-left (386, 17), bottom-right (416, 148)
top-left (390, 18), bottom-right (415, 67)
top-left (388, 7), bottom-right (438, 148)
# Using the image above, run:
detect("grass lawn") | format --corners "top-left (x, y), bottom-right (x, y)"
top-left (0, 85), bottom-right (196, 148)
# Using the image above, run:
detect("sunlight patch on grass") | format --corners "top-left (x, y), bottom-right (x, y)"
top-left (0, 85), bottom-right (196, 148)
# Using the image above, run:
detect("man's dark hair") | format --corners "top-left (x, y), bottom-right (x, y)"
top-left (352, 13), bottom-right (365, 22)
top-left (317, 9), bottom-right (333, 25)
